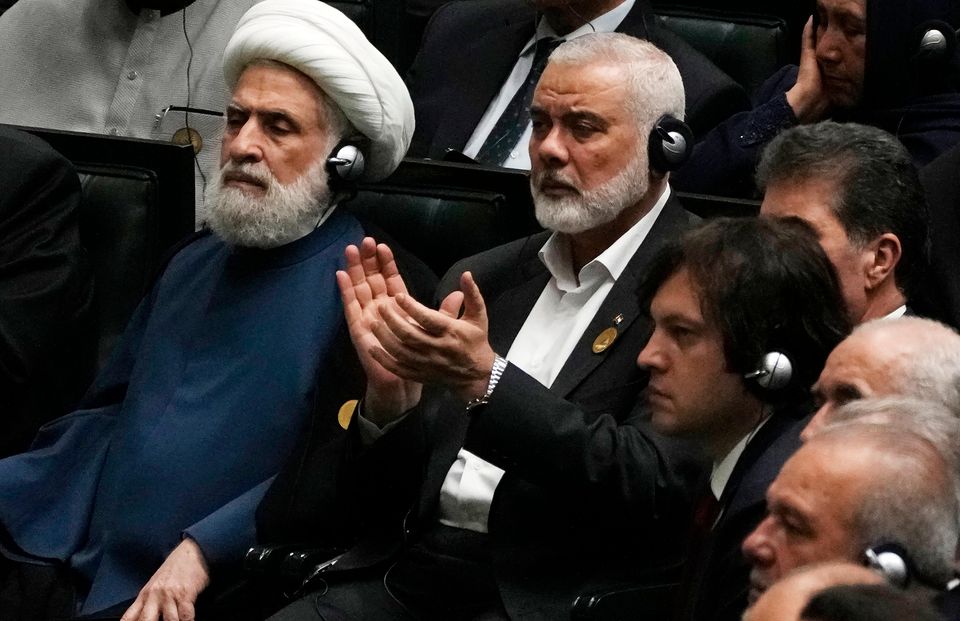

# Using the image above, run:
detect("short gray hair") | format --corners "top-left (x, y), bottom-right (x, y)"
top-left (549, 33), bottom-right (685, 136)
top-left (854, 317), bottom-right (960, 417)
top-left (811, 424), bottom-right (959, 585)
top-left (821, 396), bottom-right (960, 526)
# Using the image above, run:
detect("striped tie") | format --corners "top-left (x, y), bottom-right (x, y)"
top-left (475, 37), bottom-right (563, 165)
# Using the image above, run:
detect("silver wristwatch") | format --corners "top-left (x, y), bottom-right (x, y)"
top-left (465, 354), bottom-right (508, 412)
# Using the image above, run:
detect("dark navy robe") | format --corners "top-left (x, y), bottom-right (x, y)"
top-left (0, 209), bottom-right (363, 614)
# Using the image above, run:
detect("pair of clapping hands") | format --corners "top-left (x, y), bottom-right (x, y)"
top-left (336, 238), bottom-right (498, 427)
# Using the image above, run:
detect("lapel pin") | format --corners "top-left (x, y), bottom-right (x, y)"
top-left (592, 327), bottom-right (618, 354)
top-left (592, 314), bottom-right (625, 354)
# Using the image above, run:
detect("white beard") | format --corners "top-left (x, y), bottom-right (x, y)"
top-left (205, 158), bottom-right (332, 248)
top-left (531, 147), bottom-right (650, 234)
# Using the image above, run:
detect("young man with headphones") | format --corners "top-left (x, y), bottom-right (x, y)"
top-left (258, 33), bottom-right (706, 621)
top-left (635, 217), bottom-right (851, 621)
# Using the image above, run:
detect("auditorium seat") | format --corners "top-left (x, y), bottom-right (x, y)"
top-left (10, 125), bottom-right (196, 370)
top-left (343, 157), bottom-right (541, 277)
top-left (654, 6), bottom-right (792, 96)
top-left (653, 0), bottom-right (813, 63)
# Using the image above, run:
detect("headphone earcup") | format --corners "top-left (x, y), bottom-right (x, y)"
top-left (326, 143), bottom-right (365, 182)
top-left (864, 543), bottom-right (913, 588)
top-left (914, 20), bottom-right (959, 62)
top-left (743, 351), bottom-right (793, 392)
top-left (647, 115), bottom-right (693, 173)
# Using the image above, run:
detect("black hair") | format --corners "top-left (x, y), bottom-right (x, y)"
top-left (638, 217), bottom-right (852, 404)
top-left (756, 121), bottom-right (929, 301)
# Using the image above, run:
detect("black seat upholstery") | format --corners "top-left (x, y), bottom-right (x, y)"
top-left (343, 158), bottom-right (541, 277)
top-left (654, 0), bottom-right (813, 63)
top-left (654, 7), bottom-right (791, 95)
top-left (11, 126), bottom-right (196, 369)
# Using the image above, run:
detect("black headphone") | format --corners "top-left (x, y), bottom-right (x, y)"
top-left (742, 351), bottom-right (794, 392)
top-left (864, 543), bottom-right (915, 588)
top-left (325, 140), bottom-right (366, 183)
top-left (648, 115), bottom-right (692, 174)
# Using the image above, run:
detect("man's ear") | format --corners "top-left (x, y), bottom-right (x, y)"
top-left (864, 233), bottom-right (902, 290)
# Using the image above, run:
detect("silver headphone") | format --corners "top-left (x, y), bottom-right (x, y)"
top-left (326, 143), bottom-right (365, 182)
top-left (742, 351), bottom-right (793, 391)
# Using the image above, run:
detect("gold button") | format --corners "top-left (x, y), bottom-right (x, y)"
top-left (171, 127), bottom-right (203, 154)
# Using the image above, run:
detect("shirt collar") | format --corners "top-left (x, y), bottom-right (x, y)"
top-left (884, 304), bottom-right (908, 320)
top-left (538, 184), bottom-right (671, 291)
top-left (710, 414), bottom-right (769, 500)
top-left (520, 0), bottom-right (636, 56)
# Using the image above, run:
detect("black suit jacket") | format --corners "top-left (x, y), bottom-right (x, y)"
top-left (406, 0), bottom-right (749, 159)
top-left (258, 194), bottom-right (705, 618)
top-left (918, 144), bottom-right (960, 330)
top-left (677, 409), bottom-right (809, 621)
top-left (0, 127), bottom-right (95, 457)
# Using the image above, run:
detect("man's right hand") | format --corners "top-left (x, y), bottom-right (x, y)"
top-left (786, 17), bottom-right (832, 123)
top-left (336, 237), bottom-right (423, 426)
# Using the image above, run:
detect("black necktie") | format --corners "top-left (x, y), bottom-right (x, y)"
top-left (475, 37), bottom-right (563, 165)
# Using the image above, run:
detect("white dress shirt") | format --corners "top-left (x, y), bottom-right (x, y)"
top-left (0, 0), bottom-right (260, 226)
top-left (460, 0), bottom-right (636, 169)
top-left (884, 305), bottom-right (908, 320)
top-left (437, 186), bottom-right (671, 533)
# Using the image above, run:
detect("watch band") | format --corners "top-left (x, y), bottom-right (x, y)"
top-left (465, 354), bottom-right (508, 412)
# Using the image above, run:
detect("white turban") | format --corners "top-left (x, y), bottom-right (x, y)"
top-left (222, 0), bottom-right (414, 181)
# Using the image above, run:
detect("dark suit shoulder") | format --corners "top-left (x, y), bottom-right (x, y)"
top-left (438, 231), bottom-right (550, 298)
top-left (0, 127), bottom-right (79, 215)
top-left (723, 411), bottom-right (807, 516)
top-left (422, 0), bottom-right (534, 43)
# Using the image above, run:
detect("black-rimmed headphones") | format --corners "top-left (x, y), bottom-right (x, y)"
top-left (325, 140), bottom-right (366, 183)
top-left (742, 351), bottom-right (794, 393)
top-left (648, 115), bottom-right (692, 174)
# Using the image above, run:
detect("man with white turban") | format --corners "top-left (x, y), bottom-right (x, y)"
top-left (0, 2), bottom-right (422, 620)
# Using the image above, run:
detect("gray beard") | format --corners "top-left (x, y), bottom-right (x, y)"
top-left (205, 158), bottom-right (331, 248)
top-left (531, 148), bottom-right (650, 234)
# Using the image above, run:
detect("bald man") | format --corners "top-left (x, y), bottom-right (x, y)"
top-left (805, 317), bottom-right (960, 438)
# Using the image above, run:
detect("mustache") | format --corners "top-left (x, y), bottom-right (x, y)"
top-left (220, 161), bottom-right (275, 188)
top-left (532, 169), bottom-right (581, 194)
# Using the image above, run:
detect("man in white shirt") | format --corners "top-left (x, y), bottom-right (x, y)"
top-left (0, 0), bottom-right (262, 225)
top-left (757, 122), bottom-right (929, 324)
top-left (405, 0), bottom-right (748, 166)
top-left (260, 34), bottom-right (702, 620)
top-left (634, 216), bottom-right (851, 621)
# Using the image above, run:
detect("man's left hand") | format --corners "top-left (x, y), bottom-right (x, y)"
top-left (370, 271), bottom-right (497, 403)
top-left (120, 538), bottom-right (210, 621)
